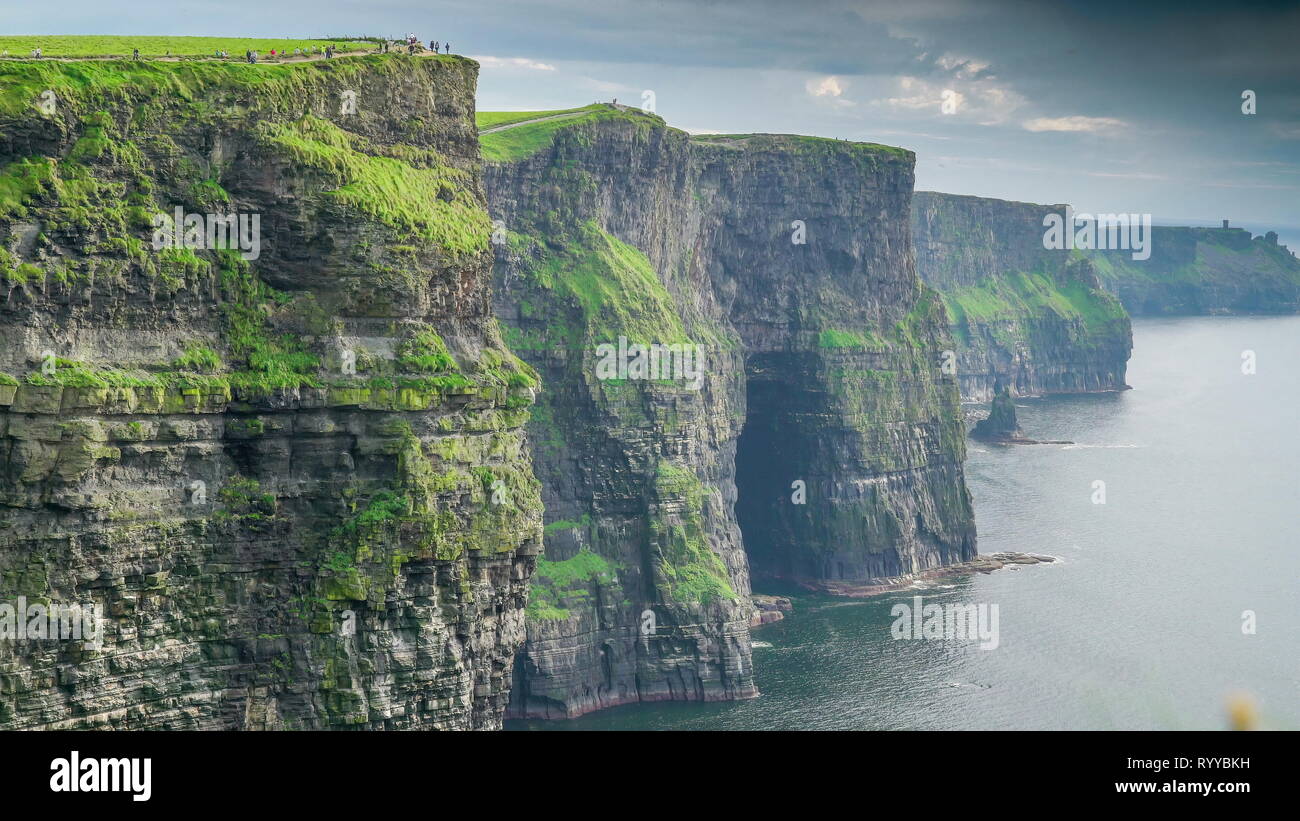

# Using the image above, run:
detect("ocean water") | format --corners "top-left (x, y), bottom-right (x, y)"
top-left (508, 316), bottom-right (1300, 730)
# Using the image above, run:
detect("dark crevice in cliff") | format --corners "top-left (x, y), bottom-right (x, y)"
top-left (734, 364), bottom-right (795, 583)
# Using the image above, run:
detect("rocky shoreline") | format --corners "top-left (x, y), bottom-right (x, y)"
top-left (750, 595), bottom-right (794, 627)
top-left (805, 552), bottom-right (1057, 598)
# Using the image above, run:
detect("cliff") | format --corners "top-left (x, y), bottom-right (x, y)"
top-left (1090, 226), bottom-right (1300, 315)
top-left (912, 192), bottom-right (1132, 401)
top-left (483, 107), bottom-right (975, 718)
top-left (0, 55), bottom-right (543, 729)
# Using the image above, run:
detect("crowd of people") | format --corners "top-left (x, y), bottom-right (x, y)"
top-left (376, 34), bottom-right (453, 55)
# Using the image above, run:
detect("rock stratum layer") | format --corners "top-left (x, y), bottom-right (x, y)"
top-left (483, 107), bottom-right (975, 719)
top-left (0, 55), bottom-right (543, 729)
top-left (912, 192), bottom-right (1132, 401)
top-left (1090, 226), bottom-right (1300, 315)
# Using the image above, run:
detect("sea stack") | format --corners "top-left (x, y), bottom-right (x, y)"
top-left (971, 387), bottom-right (1023, 441)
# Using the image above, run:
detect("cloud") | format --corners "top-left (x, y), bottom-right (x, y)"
top-left (874, 75), bottom-right (1022, 123)
top-left (806, 75), bottom-right (856, 108)
top-left (936, 54), bottom-right (990, 79)
top-left (1022, 115), bottom-right (1127, 134)
top-left (879, 76), bottom-right (951, 110)
top-left (471, 56), bottom-right (557, 71)
top-left (807, 75), bottom-right (845, 97)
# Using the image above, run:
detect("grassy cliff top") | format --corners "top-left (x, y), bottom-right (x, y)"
top-left (477, 103), bottom-right (910, 163)
top-left (477, 103), bottom-right (667, 162)
top-left (0, 35), bottom-right (375, 58)
top-left (0, 52), bottom-right (472, 119)
top-left (476, 106), bottom-right (598, 130)
top-left (691, 132), bottom-right (912, 159)
top-left (914, 190), bottom-right (1069, 211)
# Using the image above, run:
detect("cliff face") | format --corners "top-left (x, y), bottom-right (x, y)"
top-left (1090, 226), bottom-right (1300, 315)
top-left (912, 192), bottom-right (1132, 401)
top-left (485, 109), bottom-right (975, 718)
top-left (0, 56), bottom-right (542, 729)
top-left (486, 111), bottom-right (755, 718)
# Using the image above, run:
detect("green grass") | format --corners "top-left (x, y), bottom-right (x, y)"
top-left (526, 548), bottom-right (620, 621)
top-left (0, 36), bottom-right (374, 59)
top-left (396, 329), bottom-right (459, 373)
top-left (652, 462), bottom-right (736, 604)
top-left (818, 328), bottom-right (888, 350)
top-left (257, 116), bottom-right (490, 257)
top-left (543, 514), bottom-right (592, 534)
top-left (526, 221), bottom-right (699, 346)
top-left (475, 107), bottom-right (591, 130)
top-left (479, 104), bottom-right (663, 163)
top-left (942, 270), bottom-right (1125, 333)
top-left (0, 53), bottom-right (464, 120)
top-left (691, 132), bottom-right (912, 160)
top-left (172, 343), bottom-right (224, 373)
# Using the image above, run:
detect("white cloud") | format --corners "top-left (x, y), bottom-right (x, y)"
top-left (936, 54), bottom-right (990, 79)
top-left (806, 75), bottom-right (856, 109)
top-left (471, 56), bottom-right (557, 71)
top-left (1022, 115), bottom-right (1127, 133)
top-left (874, 75), bottom-right (1023, 124)
top-left (808, 75), bottom-right (845, 97)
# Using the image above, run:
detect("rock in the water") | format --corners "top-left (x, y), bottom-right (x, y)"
top-left (971, 388), bottom-right (1022, 441)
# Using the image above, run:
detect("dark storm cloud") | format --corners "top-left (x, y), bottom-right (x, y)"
top-left (6, 0), bottom-right (1297, 229)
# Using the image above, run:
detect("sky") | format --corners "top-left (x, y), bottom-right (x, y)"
top-left (7, 0), bottom-right (1299, 243)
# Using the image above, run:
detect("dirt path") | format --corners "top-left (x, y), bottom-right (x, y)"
top-left (1, 51), bottom-right (449, 65)
top-left (478, 110), bottom-right (595, 135)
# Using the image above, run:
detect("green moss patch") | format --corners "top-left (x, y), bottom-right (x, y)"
top-left (256, 116), bottom-right (490, 258)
